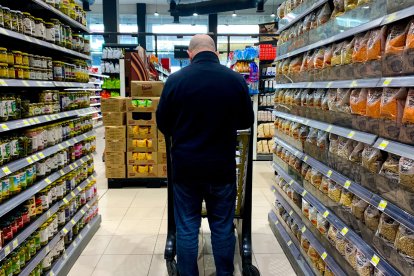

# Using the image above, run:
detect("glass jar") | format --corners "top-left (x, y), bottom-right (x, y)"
top-left (65, 25), bottom-right (72, 49)
top-left (53, 61), bottom-right (63, 81)
top-left (3, 8), bottom-right (11, 30)
top-left (29, 67), bottom-right (36, 80)
top-left (16, 11), bottom-right (23, 33)
top-left (22, 53), bottom-right (29, 66)
top-left (34, 18), bottom-right (45, 40)
top-left (60, 3), bottom-right (69, 15)
top-left (6, 51), bottom-right (13, 66)
top-left (51, 19), bottom-right (62, 46)
top-left (47, 69), bottom-right (53, 80)
top-left (0, 6), bottom-right (4, 28)
top-left (22, 12), bottom-right (33, 36)
top-left (83, 38), bottom-right (90, 55)
top-left (72, 34), bottom-right (80, 51)
top-left (10, 10), bottom-right (18, 32)
top-left (0, 48), bottom-right (7, 64)
top-left (22, 66), bottom-right (29, 79)
top-left (35, 69), bottom-right (42, 80)
top-left (0, 63), bottom-right (7, 78)
top-left (45, 22), bottom-right (55, 43)
top-left (46, 57), bottom-right (52, 69)
top-left (12, 51), bottom-right (22, 65)
top-left (8, 66), bottom-right (15, 79)
top-left (41, 57), bottom-right (47, 69)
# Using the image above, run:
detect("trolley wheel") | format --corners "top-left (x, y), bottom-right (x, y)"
top-left (166, 260), bottom-right (179, 276)
top-left (242, 264), bottom-right (260, 276)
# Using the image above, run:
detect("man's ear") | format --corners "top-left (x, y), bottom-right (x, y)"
top-left (215, 51), bottom-right (220, 58)
top-left (187, 50), bottom-right (193, 60)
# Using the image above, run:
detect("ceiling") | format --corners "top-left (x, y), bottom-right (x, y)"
top-left (93, 0), bottom-right (276, 6)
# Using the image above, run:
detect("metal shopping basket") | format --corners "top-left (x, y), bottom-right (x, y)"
top-left (164, 129), bottom-right (260, 276)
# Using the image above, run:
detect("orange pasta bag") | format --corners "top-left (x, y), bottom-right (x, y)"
top-left (331, 43), bottom-right (344, 66)
top-left (366, 89), bottom-right (382, 118)
top-left (385, 24), bottom-right (407, 55)
top-left (402, 89), bottom-right (414, 124)
top-left (341, 40), bottom-right (354, 65)
top-left (313, 48), bottom-right (325, 69)
top-left (300, 52), bottom-right (311, 72)
top-left (380, 87), bottom-right (407, 121)
top-left (350, 88), bottom-right (368, 115)
top-left (405, 20), bottom-right (414, 50)
top-left (308, 51), bottom-right (317, 70)
top-left (323, 46), bottom-right (333, 68)
top-left (282, 58), bottom-right (290, 74)
top-left (352, 32), bottom-right (370, 63)
top-left (367, 26), bottom-right (387, 60)
top-left (289, 56), bottom-right (303, 73)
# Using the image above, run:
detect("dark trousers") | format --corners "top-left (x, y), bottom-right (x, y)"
top-left (173, 182), bottom-right (237, 276)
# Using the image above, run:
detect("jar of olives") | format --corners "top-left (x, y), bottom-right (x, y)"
top-left (3, 8), bottom-right (11, 30)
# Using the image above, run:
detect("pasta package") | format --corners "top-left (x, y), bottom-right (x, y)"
top-left (319, 177), bottom-right (330, 194)
top-left (379, 154), bottom-right (400, 181)
top-left (345, 242), bottom-right (357, 269)
top-left (350, 88), bottom-right (368, 116)
top-left (344, 0), bottom-right (358, 11)
top-left (361, 146), bottom-right (383, 173)
top-left (328, 225), bottom-right (338, 246)
top-left (309, 206), bottom-right (318, 227)
top-left (317, 212), bottom-right (329, 235)
top-left (402, 89), bottom-right (414, 124)
top-left (331, 43), bottom-right (344, 66)
top-left (289, 56), bottom-right (303, 73)
top-left (366, 88), bottom-right (383, 118)
top-left (310, 168), bottom-right (323, 188)
top-left (329, 134), bottom-right (339, 155)
top-left (352, 32), bottom-right (370, 63)
top-left (316, 4), bottom-right (332, 26)
top-left (406, 20), bottom-right (414, 50)
top-left (356, 249), bottom-right (373, 276)
top-left (339, 189), bottom-right (354, 209)
top-left (380, 87), bottom-right (407, 122)
top-left (314, 89), bottom-right (325, 108)
top-left (327, 89), bottom-right (337, 111)
top-left (328, 181), bottom-right (342, 203)
top-left (337, 137), bottom-right (355, 160)
top-left (331, 0), bottom-right (345, 18)
top-left (367, 26), bottom-right (387, 61)
top-left (352, 197), bottom-right (368, 221)
top-left (349, 142), bottom-right (365, 164)
top-left (323, 46), bottom-right (333, 68)
top-left (341, 40), bottom-right (354, 65)
top-left (335, 88), bottom-right (352, 113)
top-left (313, 48), bottom-right (325, 69)
top-left (394, 225), bottom-right (414, 259)
top-left (385, 24), bottom-right (408, 55)
top-left (364, 205), bottom-right (380, 231)
top-left (399, 157), bottom-right (414, 191)
top-left (316, 130), bottom-right (328, 150)
top-left (378, 213), bottom-right (399, 243)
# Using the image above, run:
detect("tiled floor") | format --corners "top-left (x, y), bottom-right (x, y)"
top-left (69, 127), bottom-right (296, 276)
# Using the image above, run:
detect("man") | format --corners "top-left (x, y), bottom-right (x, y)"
top-left (156, 34), bottom-right (254, 276)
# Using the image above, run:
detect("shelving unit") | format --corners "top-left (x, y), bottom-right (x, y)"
top-left (88, 73), bottom-right (108, 125)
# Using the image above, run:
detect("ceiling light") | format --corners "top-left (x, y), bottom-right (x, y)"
top-left (271, 13), bottom-right (275, 17)
top-left (154, 0), bottom-right (159, 16)
top-left (193, 12), bottom-right (198, 16)
top-left (154, 12), bottom-right (159, 16)
top-left (271, 0), bottom-right (276, 18)
top-left (232, 11), bottom-right (237, 17)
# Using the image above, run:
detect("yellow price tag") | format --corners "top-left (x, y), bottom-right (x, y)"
top-left (326, 170), bottom-right (332, 177)
top-left (32, 155), bottom-right (39, 161)
top-left (289, 210), bottom-right (293, 216)
top-left (0, 124), bottom-right (9, 130)
top-left (71, 219), bottom-right (76, 225)
top-left (378, 140), bottom-right (389, 150)
top-left (81, 209), bottom-right (85, 214)
top-left (23, 120), bottom-right (29, 126)
top-left (301, 190), bottom-right (307, 197)
top-left (56, 114), bottom-right (60, 119)
top-left (378, 200), bottom-right (388, 211)
top-left (303, 156), bottom-right (308, 162)
top-left (26, 157), bottom-right (33, 164)
top-left (29, 118), bottom-right (35, 124)
top-left (34, 118), bottom-right (40, 123)
top-left (45, 178), bottom-right (52, 184)
top-left (301, 226), bottom-right (306, 233)
top-left (323, 211), bottom-right (329, 218)
top-left (63, 228), bottom-right (68, 234)
top-left (71, 191), bottom-right (76, 197)
top-left (347, 131), bottom-right (355, 138)
top-left (66, 141), bottom-right (71, 146)
top-left (63, 198), bottom-right (69, 204)
top-left (38, 152), bottom-right (45, 158)
top-left (69, 165), bottom-right (74, 170)
top-left (0, 79), bottom-right (7, 86)
top-left (321, 252), bottom-right (328, 260)
top-left (289, 180), bottom-right (294, 185)
top-left (60, 170), bottom-right (65, 175)
top-left (64, 112), bottom-right (69, 116)
top-left (371, 255), bottom-right (380, 266)
top-left (12, 239), bottom-right (18, 248)
top-left (287, 240), bottom-right (292, 246)
top-left (49, 271), bottom-right (55, 276)
top-left (22, 80), bottom-right (29, 86)
top-left (2, 166), bottom-right (11, 175)
top-left (326, 82), bottom-right (333, 88)
top-left (350, 80), bottom-right (358, 87)
top-left (77, 186), bottom-right (82, 192)
top-left (307, 82), bottom-right (312, 88)
top-left (385, 13), bottom-right (397, 24)
top-left (58, 144), bottom-right (64, 150)
top-left (45, 115), bottom-right (51, 121)
top-left (383, 78), bottom-right (392, 86)
top-left (341, 227), bottom-right (349, 236)
top-left (47, 210), bottom-right (51, 217)
top-left (344, 180), bottom-right (351, 189)
top-left (74, 138), bottom-right (78, 143)
top-left (4, 246), bottom-right (10, 255)
top-left (275, 221), bottom-right (279, 225)
top-left (326, 125), bottom-right (333, 132)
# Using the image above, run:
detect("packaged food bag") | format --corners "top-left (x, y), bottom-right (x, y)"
top-left (380, 87), bottom-right (407, 122)
top-left (394, 224), bottom-right (414, 259)
top-left (366, 88), bottom-right (383, 118)
top-left (352, 197), bottom-right (368, 221)
top-left (402, 89), bottom-right (414, 124)
top-left (367, 26), bottom-right (387, 61)
top-left (350, 88), bottom-right (368, 116)
top-left (364, 205), bottom-right (380, 231)
top-left (361, 145), bottom-right (383, 173)
top-left (378, 213), bottom-right (399, 243)
top-left (399, 157), bottom-right (414, 191)
top-left (379, 154), bottom-right (400, 181)
top-left (352, 32), bottom-right (370, 63)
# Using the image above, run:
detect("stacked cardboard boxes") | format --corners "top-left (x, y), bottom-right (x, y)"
top-left (127, 81), bottom-right (165, 178)
top-left (102, 97), bottom-right (127, 178)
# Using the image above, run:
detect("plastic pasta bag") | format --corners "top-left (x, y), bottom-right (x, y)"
top-left (302, 198), bottom-right (310, 219)
top-left (402, 89), bottom-right (414, 124)
top-left (336, 233), bottom-right (346, 255)
top-left (328, 181), bottom-right (342, 203)
top-left (380, 87), bottom-right (407, 122)
top-left (385, 24), bottom-right (408, 55)
top-left (331, 43), bottom-right (344, 66)
top-left (309, 12), bottom-right (318, 30)
top-left (352, 32), bottom-right (370, 63)
top-left (317, 212), bottom-right (329, 235)
top-left (335, 88), bottom-right (352, 113)
top-left (361, 146), bottom-right (383, 173)
top-left (327, 89), bottom-right (338, 111)
top-left (314, 89), bottom-right (325, 108)
top-left (379, 154), bottom-right (400, 181)
top-left (329, 133), bottom-right (339, 155)
top-left (310, 168), bottom-right (323, 188)
top-left (301, 235), bottom-right (310, 252)
top-left (306, 89), bottom-right (315, 107)
top-left (289, 56), bottom-right (303, 73)
top-left (319, 176), bottom-right (331, 194)
top-left (321, 90), bottom-right (330, 110)
top-left (316, 130), bottom-right (328, 150)
top-left (341, 40), bottom-right (355, 65)
top-left (366, 88), bottom-right (383, 118)
top-left (364, 205), bottom-right (380, 231)
top-left (378, 213), bottom-right (399, 243)
top-left (399, 157), bottom-right (414, 191)
top-left (323, 46), bottom-right (333, 68)
top-left (299, 125), bottom-right (309, 143)
top-left (313, 48), bottom-right (325, 69)
top-left (301, 163), bottom-right (310, 178)
top-left (406, 20), bottom-right (414, 50)
top-left (328, 225), bottom-right (338, 246)
top-left (306, 128), bottom-right (318, 145)
top-left (394, 224), bottom-right (414, 259)
top-left (349, 142), bottom-right (365, 164)
top-left (367, 26), bottom-right (387, 61)
top-left (316, 3), bottom-right (332, 26)
top-left (308, 245), bottom-right (319, 265)
top-left (339, 189), bottom-right (354, 209)
top-left (331, 0), bottom-right (345, 18)
top-left (350, 88), bottom-right (368, 115)
top-left (352, 197), bottom-right (368, 221)
top-left (357, 0), bottom-right (370, 5)
top-left (356, 249), bottom-right (372, 276)
top-left (309, 206), bottom-right (318, 227)
top-left (337, 137), bottom-right (355, 160)
top-left (345, 241), bottom-right (357, 269)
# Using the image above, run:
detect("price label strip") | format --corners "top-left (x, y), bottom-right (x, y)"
top-left (340, 227), bottom-right (349, 236)
top-left (323, 211), bottom-right (329, 218)
top-left (371, 255), bottom-right (380, 267)
top-left (344, 180), bottom-right (351, 189)
top-left (378, 140), bottom-right (389, 150)
top-left (383, 78), bottom-right (392, 86)
top-left (378, 200), bottom-right (388, 211)
top-left (321, 252), bottom-right (328, 260)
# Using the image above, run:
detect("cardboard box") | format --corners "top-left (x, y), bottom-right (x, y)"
top-left (158, 139), bottom-right (166, 152)
top-left (103, 112), bottom-right (126, 126)
top-left (131, 81), bottom-right (164, 97)
top-left (105, 152), bottom-right (125, 165)
top-left (158, 164), bottom-right (167, 178)
top-left (127, 112), bottom-right (156, 126)
top-left (127, 138), bottom-right (157, 152)
top-left (101, 97), bottom-right (126, 112)
top-left (158, 152), bottom-right (168, 164)
top-left (106, 139), bottom-right (126, 152)
top-left (106, 164), bottom-right (126, 178)
top-left (127, 152), bottom-right (158, 165)
top-left (105, 126), bottom-right (126, 141)
top-left (127, 165), bottom-right (158, 178)
top-left (127, 125), bottom-right (157, 139)
top-left (126, 97), bottom-right (160, 112)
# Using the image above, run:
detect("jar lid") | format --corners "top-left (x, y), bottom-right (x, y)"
top-left (0, 63), bottom-right (7, 66)
top-left (22, 52), bottom-right (28, 56)
top-left (12, 51), bottom-right (22, 54)
top-left (22, 12), bottom-right (31, 16)
top-left (45, 22), bottom-right (54, 27)
top-left (0, 47), bottom-right (7, 51)
top-left (3, 7), bottom-right (10, 11)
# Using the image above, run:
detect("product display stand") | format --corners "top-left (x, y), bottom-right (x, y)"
top-left (88, 73), bottom-right (109, 127)
top-left (164, 130), bottom-right (260, 276)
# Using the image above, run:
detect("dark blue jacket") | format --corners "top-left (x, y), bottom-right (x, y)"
top-left (156, 51), bottom-right (255, 185)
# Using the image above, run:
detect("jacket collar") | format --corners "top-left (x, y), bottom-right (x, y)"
top-left (192, 51), bottom-right (220, 64)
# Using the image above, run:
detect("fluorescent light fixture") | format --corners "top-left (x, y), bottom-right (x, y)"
top-left (232, 11), bottom-right (237, 17)
top-left (271, 13), bottom-right (276, 17)
top-left (154, 12), bottom-right (160, 16)
top-left (193, 12), bottom-right (198, 16)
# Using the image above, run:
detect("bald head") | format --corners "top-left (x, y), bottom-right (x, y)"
top-left (187, 34), bottom-right (218, 60)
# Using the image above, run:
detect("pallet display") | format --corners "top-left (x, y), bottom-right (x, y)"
top-left (270, 0), bottom-right (414, 275)
top-left (0, 2), bottom-right (100, 275)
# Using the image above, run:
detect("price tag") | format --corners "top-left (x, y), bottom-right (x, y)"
top-left (71, 219), bottom-right (76, 225)
top-left (350, 80), bottom-right (358, 87)
top-left (301, 190), bottom-right (307, 197)
top-left (287, 240), bottom-right (292, 246)
top-left (59, 170), bottom-right (65, 175)
top-left (301, 226), bottom-right (306, 233)
top-left (383, 78), bottom-right (392, 86)
top-left (58, 144), bottom-right (64, 150)
top-left (347, 131), bottom-right (355, 138)
top-left (307, 82), bottom-right (312, 88)
top-left (66, 141), bottom-right (71, 146)
top-left (47, 210), bottom-right (51, 217)
top-left (74, 138), bottom-right (78, 143)
top-left (62, 228), bottom-right (68, 234)
top-left (323, 211), bottom-right (329, 218)
top-left (73, 241), bottom-right (77, 247)
top-left (0, 79), bottom-right (7, 86)
top-left (275, 221), bottom-right (279, 225)
top-left (29, 118), bottom-right (35, 124)
top-left (384, 13), bottom-right (397, 24)
top-left (378, 200), bottom-right (388, 211)
top-left (23, 120), bottom-right (29, 126)
top-left (77, 186), bottom-right (82, 192)
top-left (344, 180), bottom-right (351, 189)
top-left (71, 191), bottom-right (76, 197)
top-left (321, 252), bottom-right (328, 260)
top-left (45, 178), bottom-right (52, 184)
top-left (26, 157), bottom-right (34, 164)
top-left (378, 140), bottom-right (389, 150)
top-left (4, 246), bottom-right (10, 255)
top-left (326, 82), bottom-right (333, 88)
top-left (289, 180), bottom-right (294, 185)
top-left (340, 227), bottom-right (349, 236)
top-left (34, 118), bottom-right (40, 123)
top-left (12, 239), bottom-right (18, 248)
top-left (326, 170), bottom-right (333, 177)
top-left (81, 209), bottom-right (85, 214)
top-left (304, 119), bottom-right (310, 125)
top-left (0, 124), bottom-right (9, 131)
top-left (2, 166), bottom-right (11, 175)
top-left (63, 198), bottom-right (69, 204)
top-left (45, 115), bottom-right (51, 121)
top-left (55, 114), bottom-right (60, 119)
top-left (64, 112), bottom-right (69, 117)
top-left (49, 271), bottom-right (55, 276)
top-left (69, 165), bottom-right (74, 170)
top-left (326, 125), bottom-right (333, 132)
top-left (38, 152), bottom-right (45, 158)
top-left (371, 254), bottom-right (380, 266)
top-left (289, 210), bottom-right (293, 216)
top-left (32, 155), bottom-right (39, 161)
top-left (22, 80), bottom-right (30, 86)
top-left (46, 245), bottom-right (50, 252)
top-left (303, 156), bottom-right (308, 162)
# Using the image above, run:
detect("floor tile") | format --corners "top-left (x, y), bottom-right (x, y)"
top-left (254, 254), bottom-right (296, 276)
top-left (99, 207), bottom-right (128, 221)
top-left (203, 254), bottom-right (244, 276)
top-left (104, 234), bottom-right (157, 254)
top-left (92, 255), bottom-right (152, 276)
top-left (158, 219), bottom-right (169, 234)
top-left (252, 233), bottom-right (284, 254)
top-left (81, 235), bottom-right (112, 255)
top-left (68, 255), bottom-right (102, 276)
top-left (95, 220), bottom-right (121, 236)
top-left (117, 219), bottom-right (162, 235)
top-left (251, 219), bottom-right (273, 234)
top-left (123, 207), bottom-right (165, 220)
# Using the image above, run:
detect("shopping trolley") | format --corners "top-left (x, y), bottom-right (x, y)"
top-left (164, 129), bottom-right (260, 276)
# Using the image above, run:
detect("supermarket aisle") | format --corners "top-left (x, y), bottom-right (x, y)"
top-left (68, 127), bottom-right (295, 276)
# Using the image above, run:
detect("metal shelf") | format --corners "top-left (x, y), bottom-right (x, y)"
top-left (0, 154), bottom-right (93, 218)
top-left (277, 0), bottom-right (329, 34)
top-left (273, 110), bottom-right (378, 145)
top-left (272, 161), bottom-right (401, 276)
top-left (90, 103), bottom-right (101, 107)
top-left (31, 0), bottom-right (89, 33)
top-left (0, 79), bottom-right (93, 88)
top-left (19, 195), bottom-right (98, 276)
top-left (256, 153), bottom-right (273, 161)
top-left (92, 115), bottom-right (102, 120)
top-left (0, 107), bottom-right (95, 133)
top-left (89, 96), bottom-right (101, 99)
top-left (0, 173), bottom-right (95, 262)
top-left (0, 27), bottom-right (90, 60)
top-left (89, 73), bottom-right (110, 78)
top-left (373, 138), bottom-right (414, 160)
top-left (64, 88), bottom-right (102, 91)
top-left (0, 130), bottom-right (95, 179)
